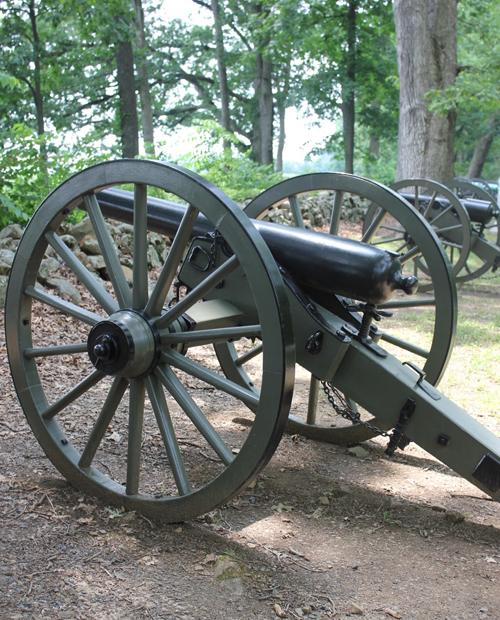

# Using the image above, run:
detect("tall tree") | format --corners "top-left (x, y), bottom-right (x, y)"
top-left (211, 0), bottom-right (232, 150)
top-left (115, 39), bottom-right (139, 158)
top-left (132, 0), bottom-right (155, 155)
top-left (303, 0), bottom-right (397, 175)
top-left (393, 0), bottom-right (457, 181)
top-left (466, 116), bottom-right (499, 179)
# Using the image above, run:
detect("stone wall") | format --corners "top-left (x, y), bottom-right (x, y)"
top-left (263, 192), bottom-right (369, 227)
top-left (0, 217), bottom-right (171, 309)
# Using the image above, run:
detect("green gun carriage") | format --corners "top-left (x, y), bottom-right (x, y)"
top-left (4, 160), bottom-right (500, 522)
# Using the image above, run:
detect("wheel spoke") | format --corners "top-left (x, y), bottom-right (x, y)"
top-left (162, 348), bottom-right (260, 409)
top-left (235, 343), bottom-right (263, 367)
top-left (145, 374), bottom-right (191, 496)
top-left (329, 191), bottom-right (343, 235)
top-left (379, 223), bottom-right (406, 233)
top-left (133, 184), bottom-right (149, 309)
top-left (84, 194), bottom-right (133, 309)
top-left (155, 255), bottom-right (240, 329)
top-left (25, 285), bottom-right (104, 325)
top-left (306, 376), bottom-right (320, 425)
top-left (427, 203), bottom-right (454, 227)
top-left (399, 245), bottom-right (423, 265)
top-left (440, 240), bottom-right (463, 250)
top-left (433, 223), bottom-right (463, 235)
top-left (24, 342), bottom-right (88, 359)
top-left (379, 332), bottom-right (429, 358)
top-left (361, 208), bottom-right (388, 243)
top-left (42, 369), bottom-right (105, 420)
top-left (126, 378), bottom-right (145, 495)
top-left (146, 204), bottom-right (200, 317)
top-left (45, 232), bottom-right (119, 316)
top-left (155, 365), bottom-right (234, 465)
top-left (371, 235), bottom-right (406, 246)
top-left (79, 377), bottom-right (129, 468)
top-left (421, 191), bottom-right (438, 218)
top-left (379, 297), bottom-right (436, 310)
top-left (289, 195), bottom-right (305, 228)
top-left (160, 324), bottom-right (261, 347)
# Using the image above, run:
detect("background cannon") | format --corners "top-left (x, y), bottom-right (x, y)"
top-left (445, 178), bottom-right (500, 281)
top-left (5, 160), bottom-right (500, 522)
top-left (369, 179), bottom-right (500, 285)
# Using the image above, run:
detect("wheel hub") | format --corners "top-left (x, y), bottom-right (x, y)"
top-left (87, 309), bottom-right (161, 377)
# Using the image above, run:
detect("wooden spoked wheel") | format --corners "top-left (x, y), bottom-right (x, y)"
top-left (445, 179), bottom-right (500, 282)
top-left (5, 160), bottom-right (295, 521)
top-left (386, 179), bottom-right (472, 286)
top-left (215, 173), bottom-right (457, 445)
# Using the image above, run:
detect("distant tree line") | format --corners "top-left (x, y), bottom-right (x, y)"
top-left (0, 0), bottom-right (499, 224)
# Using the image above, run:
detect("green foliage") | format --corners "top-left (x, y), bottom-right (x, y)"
top-left (0, 124), bottom-right (115, 227)
top-left (0, 72), bottom-right (19, 90)
top-left (170, 121), bottom-right (284, 202)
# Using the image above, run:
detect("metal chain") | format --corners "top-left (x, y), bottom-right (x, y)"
top-left (209, 229), bottom-right (222, 269)
top-left (320, 380), bottom-right (391, 438)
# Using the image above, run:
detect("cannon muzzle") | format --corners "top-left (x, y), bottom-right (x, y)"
top-left (96, 188), bottom-right (417, 305)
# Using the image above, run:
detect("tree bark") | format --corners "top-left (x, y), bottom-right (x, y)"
top-left (115, 40), bottom-right (139, 158)
top-left (342, 0), bottom-right (356, 174)
top-left (29, 0), bottom-right (44, 137)
top-left (393, 0), bottom-right (457, 182)
top-left (132, 0), bottom-right (155, 155)
top-left (211, 0), bottom-right (232, 151)
top-left (258, 53), bottom-right (274, 166)
top-left (467, 116), bottom-right (499, 179)
top-left (276, 60), bottom-right (291, 173)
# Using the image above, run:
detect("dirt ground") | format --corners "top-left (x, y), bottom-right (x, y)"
top-left (1, 277), bottom-right (500, 620)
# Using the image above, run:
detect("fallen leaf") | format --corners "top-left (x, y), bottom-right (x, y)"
top-left (274, 603), bottom-right (287, 618)
top-left (272, 503), bottom-right (294, 513)
top-left (384, 609), bottom-right (402, 619)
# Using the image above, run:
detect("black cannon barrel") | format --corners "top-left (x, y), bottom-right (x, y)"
top-left (460, 197), bottom-right (499, 224)
top-left (96, 188), bottom-right (418, 305)
top-left (398, 192), bottom-right (499, 225)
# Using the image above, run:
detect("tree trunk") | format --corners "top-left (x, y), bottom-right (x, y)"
top-left (276, 60), bottom-right (291, 173)
top-left (211, 0), bottom-right (232, 151)
top-left (115, 40), bottom-right (139, 158)
top-left (369, 101), bottom-right (380, 158)
top-left (369, 135), bottom-right (380, 158)
top-left (132, 0), bottom-right (155, 156)
top-left (249, 2), bottom-right (274, 166)
top-left (393, 0), bottom-right (457, 182)
top-left (467, 116), bottom-right (499, 179)
top-left (342, 0), bottom-right (356, 174)
top-left (257, 52), bottom-right (274, 166)
top-left (29, 0), bottom-right (44, 137)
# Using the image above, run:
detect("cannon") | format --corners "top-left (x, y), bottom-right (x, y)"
top-left (5, 160), bottom-right (500, 522)
top-left (363, 179), bottom-right (500, 284)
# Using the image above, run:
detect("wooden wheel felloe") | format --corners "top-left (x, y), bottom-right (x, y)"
top-left (388, 179), bottom-right (472, 283)
top-left (215, 173), bottom-right (457, 445)
top-left (5, 160), bottom-right (295, 522)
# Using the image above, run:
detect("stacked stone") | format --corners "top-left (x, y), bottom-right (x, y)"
top-left (0, 216), bottom-right (171, 308)
top-left (263, 191), bottom-right (369, 228)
